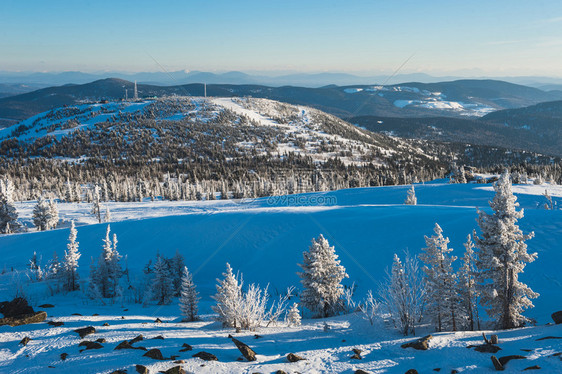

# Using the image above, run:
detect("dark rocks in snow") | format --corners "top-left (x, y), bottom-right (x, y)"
top-left (354, 370), bottom-right (370, 374)
top-left (71, 313), bottom-right (82, 316)
top-left (551, 311), bottom-right (562, 324)
top-left (490, 334), bottom-right (499, 344)
top-left (103, 322), bottom-right (110, 326)
top-left (491, 356), bottom-right (504, 371)
top-left (275, 371), bottom-right (288, 374)
top-left (152, 335), bottom-right (165, 340)
top-left (0, 297), bottom-right (34, 317)
top-left (473, 344), bottom-right (502, 353)
top-left (498, 355), bottom-right (526, 366)
top-left (38, 304), bottom-right (54, 308)
top-left (78, 340), bottom-right (104, 350)
top-left (96, 338), bottom-right (107, 343)
top-left (192, 351), bottom-right (218, 361)
top-left (74, 326), bottom-right (96, 338)
top-left (401, 335), bottom-right (433, 350)
top-left (433, 369), bottom-right (441, 372)
top-left (114, 340), bottom-right (134, 350)
top-left (48, 320), bottom-right (64, 327)
top-left (109, 370), bottom-right (127, 374)
top-left (130, 335), bottom-right (144, 344)
top-left (350, 348), bottom-right (362, 359)
top-left (19, 337), bottom-right (31, 346)
top-left (0, 311), bottom-right (47, 326)
top-left (228, 334), bottom-right (257, 361)
top-left (521, 349), bottom-right (533, 352)
top-left (535, 336), bottom-right (562, 341)
top-left (254, 334), bottom-right (263, 339)
top-left (523, 366), bottom-right (541, 371)
top-left (92, 313), bottom-right (99, 316)
top-left (143, 348), bottom-right (165, 360)
top-left (451, 370), bottom-right (459, 374)
top-left (60, 353), bottom-right (68, 361)
top-left (135, 364), bottom-right (149, 374)
top-left (159, 366), bottom-right (186, 374)
top-left (287, 353), bottom-right (305, 362)
top-left (405, 370), bottom-right (419, 374)
top-left (155, 318), bottom-right (163, 323)
top-left (179, 343), bottom-right (192, 352)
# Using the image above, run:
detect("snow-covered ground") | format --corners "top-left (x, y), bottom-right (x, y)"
top-left (1, 182), bottom-right (561, 373)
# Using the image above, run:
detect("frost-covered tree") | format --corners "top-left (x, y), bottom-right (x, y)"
top-left (380, 252), bottom-right (425, 335)
top-left (150, 256), bottom-right (174, 305)
top-left (179, 266), bottom-right (199, 321)
top-left (28, 251), bottom-right (44, 281)
top-left (457, 234), bottom-right (480, 331)
top-left (46, 251), bottom-right (61, 280)
top-left (298, 234), bottom-right (349, 318)
top-left (92, 225), bottom-right (122, 299)
top-left (475, 171), bottom-right (538, 329)
top-left (170, 250), bottom-right (185, 296)
top-left (104, 205), bottom-right (111, 222)
top-left (212, 263), bottom-right (242, 328)
top-left (286, 302), bottom-right (302, 326)
top-left (0, 177), bottom-right (20, 233)
top-left (63, 221), bottom-right (81, 291)
top-left (404, 185), bottom-right (417, 205)
top-left (33, 197), bottom-right (59, 231)
top-left (420, 223), bottom-right (459, 332)
top-left (91, 185), bottom-right (102, 223)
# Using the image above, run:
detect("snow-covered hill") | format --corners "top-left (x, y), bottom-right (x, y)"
top-left (0, 182), bottom-right (561, 373)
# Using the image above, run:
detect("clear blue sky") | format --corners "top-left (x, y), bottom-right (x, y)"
top-left (1, 0), bottom-right (562, 76)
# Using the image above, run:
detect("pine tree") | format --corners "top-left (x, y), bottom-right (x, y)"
top-left (0, 177), bottom-right (20, 233)
top-left (32, 197), bottom-right (59, 231)
top-left (91, 185), bottom-right (102, 223)
top-left (212, 263), bottom-right (243, 328)
top-left (419, 223), bottom-right (459, 332)
top-left (29, 251), bottom-right (43, 281)
top-left (46, 251), bottom-right (61, 280)
top-left (179, 266), bottom-right (199, 321)
top-left (298, 234), bottom-right (349, 318)
top-left (286, 302), bottom-right (302, 326)
top-left (63, 220), bottom-right (81, 291)
top-left (171, 250), bottom-right (185, 296)
top-left (104, 205), bottom-right (111, 222)
top-left (475, 171), bottom-right (538, 329)
top-left (405, 185), bottom-right (417, 205)
top-left (150, 256), bottom-right (174, 305)
top-left (95, 225), bottom-right (122, 298)
top-left (457, 234), bottom-right (480, 330)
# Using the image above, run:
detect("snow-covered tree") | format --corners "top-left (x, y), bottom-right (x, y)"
top-left (104, 205), bottom-right (111, 222)
top-left (45, 251), bottom-right (62, 280)
top-left (32, 197), bottom-right (59, 231)
top-left (420, 223), bottom-right (459, 332)
top-left (380, 252), bottom-right (425, 335)
top-left (87, 258), bottom-right (103, 302)
top-left (170, 250), bottom-right (185, 296)
top-left (212, 263), bottom-right (242, 328)
top-left (28, 251), bottom-right (43, 281)
top-left (91, 185), bottom-right (102, 223)
top-left (0, 177), bottom-right (20, 233)
top-left (298, 234), bottom-right (349, 318)
top-left (179, 266), bottom-right (199, 321)
top-left (475, 171), bottom-right (538, 329)
top-left (457, 234), bottom-right (480, 331)
top-left (63, 221), bottom-right (81, 291)
top-left (286, 302), bottom-right (301, 327)
top-left (150, 256), bottom-right (174, 305)
top-left (92, 225), bottom-right (122, 299)
top-left (404, 185), bottom-right (417, 205)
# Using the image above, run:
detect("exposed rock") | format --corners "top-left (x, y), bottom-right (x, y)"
top-left (121, 316), bottom-right (125, 319)
top-left (275, 371), bottom-right (288, 374)
top-left (71, 313), bottom-right (82, 316)
top-left (405, 370), bottom-right (418, 374)
top-left (74, 326), bottom-right (96, 338)
top-left (19, 336), bottom-right (31, 346)
top-left (401, 335), bottom-right (433, 350)
top-left (451, 370), bottom-right (459, 374)
top-left (170, 355), bottom-right (179, 360)
top-left (552, 311), bottom-right (562, 324)
top-left (78, 340), bottom-right (103, 350)
top-left (192, 351), bottom-right (218, 361)
top-left (491, 356), bottom-right (504, 371)
top-left (355, 370), bottom-right (370, 374)
top-left (155, 318), bottom-right (163, 323)
top-left (110, 371), bottom-right (127, 374)
top-left (135, 364), bottom-right (148, 374)
top-left (159, 366), bottom-right (185, 374)
top-left (47, 320), bottom-right (64, 327)
top-left (0, 297), bottom-right (34, 317)
top-left (38, 304), bottom-right (54, 308)
top-left (287, 353), bottom-right (305, 362)
top-left (228, 334), bottom-right (257, 361)
top-left (92, 313), bottom-right (99, 316)
top-left (143, 349), bottom-right (165, 360)
top-left (535, 336), bottom-right (562, 341)
top-left (498, 355), bottom-right (526, 366)
top-left (60, 353), bottom-right (68, 361)
top-left (115, 340), bottom-right (134, 350)
top-left (490, 335), bottom-right (499, 344)
top-left (254, 334), bottom-right (263, 339)
top-left (103, 322), bottom-right (110, 327)
top-left (523, 366), bottom-right (541, 371)
top-left (433, 369), bottom-right (441, 372)
top-left (0, 311), bottom-right (47, 326)
top-left (173, 360), bottom-right (186, 364)
top-left (130, 335), bottom-right (144, 344)
top-left (350, 347), bottom-right (362, 359)
top-left (521, 349), bottom-right (533, 352)
top-left (472, 344), bottom-right (502, 353)
top-left (179, 343), bottom-right (192, 352)
top-left (152, 335), bottom-right (165, 340)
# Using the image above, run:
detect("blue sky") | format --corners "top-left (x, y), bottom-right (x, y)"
top-left (1, 0), bottom-right (562, 76)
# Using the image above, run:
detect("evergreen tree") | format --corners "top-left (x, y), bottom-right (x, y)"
top-left (179, 266), bottom-right (199, 321)
top-left (404, 185), bottom-right (417, 205)
top-left (475, 171), bottom-right (538, 329)
top-left (0, 177), bottom-right (20, 233)
top-left (28, 251), bottom-right (43, 281)
top-left (298, 234), bottom-right (349, 318)
top-left (46, 251), bottom-right (61, 280)
top-left (457, 234), bottom-right (480, 330)
top-left (150, 256), bottom-right (174, 305)
top-left (170, 250), bottom-right (185, 296)
top-left (419, 223), bottom-right (459, 332)
top-left (91, 185), bottom-right (102, 223)
top-left (63, 220), bottom-right (81, 291)
top-left (95, 225), bottom-right (122, 298)
top-left (286, 302), bottom-right (302, 326)
top-left (32, 197), bottom-right (59, 231)
top-left (212, 263), bottom-right (243, 328)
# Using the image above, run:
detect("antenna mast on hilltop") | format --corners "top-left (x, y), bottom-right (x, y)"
top-left (204, 83), bottom-right (207, 98)
top-left (133, 81), bottom-right (138, 101)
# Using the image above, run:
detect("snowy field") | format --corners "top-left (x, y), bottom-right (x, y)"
top-left (0, 182), bottom-right (561, 373)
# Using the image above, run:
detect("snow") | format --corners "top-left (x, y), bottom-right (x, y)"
top-left (1, 182), bottom-right (562, 373)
